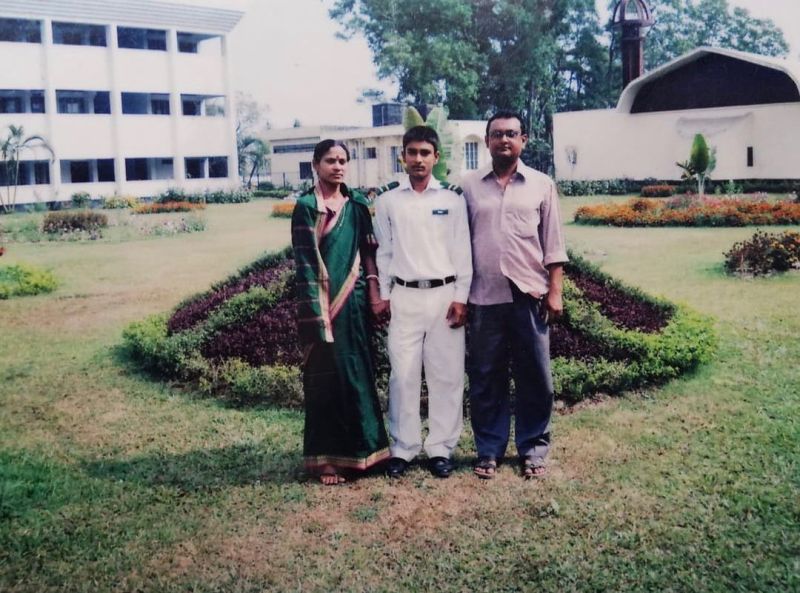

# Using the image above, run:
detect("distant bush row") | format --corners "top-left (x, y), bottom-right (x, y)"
top-left (557, 178), bottom-right (800, 197)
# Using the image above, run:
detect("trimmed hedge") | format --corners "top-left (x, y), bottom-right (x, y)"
top-left (641, 185), bottom-right (675, 198)
top-left (123, 247), bottom-right (716, 407)
top-left (155, 188), bottom-right (252, 204)
top-left (0, 263), bottom-right (58, 299)
top-left (558, 178), bottom-right (800, 197)
top-left (42, 210), bottom-right (108, 234)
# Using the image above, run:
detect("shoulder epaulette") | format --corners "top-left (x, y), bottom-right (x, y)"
top-left (375, 181), bottom-right (400, 196)
top-left (440, 181), bottom-right (463, 195)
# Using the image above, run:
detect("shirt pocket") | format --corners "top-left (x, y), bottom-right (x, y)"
top-left (505, 208), bottom-right (539, 238)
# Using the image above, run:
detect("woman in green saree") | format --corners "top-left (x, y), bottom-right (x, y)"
top-left (291, 140), bottom-right (390, 485)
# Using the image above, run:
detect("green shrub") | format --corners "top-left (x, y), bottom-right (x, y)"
top-left (257, 189), bottom-right (292, 199)
top-left (203, 189), bottom-right (252, 204)
top-left (0, 263), bottom-right (58, 299)
top-left (257, 181), bottom-right (276, 190)
top-left (102, 194), bottom-right (139, 209)
top-left (155, 188), bottom-right (188, 204)
top-left (641, 185), bottom-right (675, 197)
top-left (0, 217), bottom-right (42, 242)
top-left (724, 230), bottom-right (800, 276)
top-left (70, 191), bottom-right (91, 209)
top-left (42, 211), bottom-right (108, 235)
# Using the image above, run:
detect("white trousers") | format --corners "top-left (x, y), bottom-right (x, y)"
top-left (387, 283), bottom-right (465, 460)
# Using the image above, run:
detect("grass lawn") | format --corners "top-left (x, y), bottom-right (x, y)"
top-left (1, 197), bottom-right (798, 593)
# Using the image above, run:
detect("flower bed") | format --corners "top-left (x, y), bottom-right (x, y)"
top-left (133, 201), bottom-right (205, 215)
top-left (123, 248), bottom-right (716, 407)
top-left (270, 202), bottom-right (296, 218)
top-left (0, 263), bottom-right (57, 299)
top-left (575, 195), bottom-right (800, 227)
top-left (724, 229), bottom-right (800, 276)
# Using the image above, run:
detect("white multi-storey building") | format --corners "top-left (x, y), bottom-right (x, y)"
top-left (0, 0), bottom-right (244, 205)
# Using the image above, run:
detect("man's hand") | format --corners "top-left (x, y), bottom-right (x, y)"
top-left (544, 290), bottom-right (563, 322)
top-left (446, 302), bottom-right (467, 328)
top-left (371, 299), bottom-right (391, 327)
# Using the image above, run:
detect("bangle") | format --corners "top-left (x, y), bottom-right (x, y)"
top-left (365, 274), bottom-right (379, 281)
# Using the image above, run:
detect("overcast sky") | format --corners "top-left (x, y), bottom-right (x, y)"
top-left (226, 0), bottom-right (800, 129)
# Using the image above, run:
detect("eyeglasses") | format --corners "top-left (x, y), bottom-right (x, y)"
top-left (488, 130), bottom-right (522, 140)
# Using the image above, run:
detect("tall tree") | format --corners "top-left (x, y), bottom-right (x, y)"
top-left (331, 0), bottom-right (485, 117)
top-left (235, 92), bottom-right (270, 181)
top-left (605, 0), bottom-right (789, 73)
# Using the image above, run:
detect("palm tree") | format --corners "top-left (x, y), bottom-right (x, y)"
top-left (0, 125), bottom-right (55, 213)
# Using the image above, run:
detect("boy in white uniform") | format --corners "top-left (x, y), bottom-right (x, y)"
top-left (372, 126), bottom-right (472, 478)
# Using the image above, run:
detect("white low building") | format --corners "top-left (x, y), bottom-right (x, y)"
top-left (0, 0), bottom-right (244, 206)
top-left (265, 120), bottom-right (490, 189)
top-left (553, 47), bottom-right (800, 182)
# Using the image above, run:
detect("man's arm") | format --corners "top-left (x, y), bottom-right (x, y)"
top-left (447, 193), bottom-right (472, 328)
top-left (540, 179), bottom-right (568, 321)
top-left (372, 195), bottom-right (393, 324)
top-left (544, 263), bottom-right (564, 320)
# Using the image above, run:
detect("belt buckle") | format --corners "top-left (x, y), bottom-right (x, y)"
top-left (418, 279), bottom-right (431, 289)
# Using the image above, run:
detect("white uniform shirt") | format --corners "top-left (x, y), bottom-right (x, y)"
top-left (374, 176), bottom-right (473, 303)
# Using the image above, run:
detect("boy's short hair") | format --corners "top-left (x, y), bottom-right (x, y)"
top-left (402, 126), bottom-right (440, 153)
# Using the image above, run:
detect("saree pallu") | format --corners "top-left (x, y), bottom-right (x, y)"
top-left (291, 188), bottom-right (390, 471)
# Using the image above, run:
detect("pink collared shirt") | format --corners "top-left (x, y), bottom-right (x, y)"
top-left (461, 162), bottom-right (568, 305)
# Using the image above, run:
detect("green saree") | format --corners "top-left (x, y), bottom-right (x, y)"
top-left (291, 186), bottom-right (390, 471)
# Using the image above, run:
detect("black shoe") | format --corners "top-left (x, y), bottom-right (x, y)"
top-left (385, 457), bottom-right (409, 478)
top-left (428, 456), bottom-right (453, 478)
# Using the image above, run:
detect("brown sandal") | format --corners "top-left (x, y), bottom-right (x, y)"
top-left (520, 457), bottom-right (546, 479)
top-left (473, 457), bottom-right (497, 480)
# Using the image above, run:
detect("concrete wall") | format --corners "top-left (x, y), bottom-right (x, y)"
top-left (553, 102), bottom-right (800, 181)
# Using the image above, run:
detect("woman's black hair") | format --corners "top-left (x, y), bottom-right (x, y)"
top-left (313, 139), bottom-right (350, 163)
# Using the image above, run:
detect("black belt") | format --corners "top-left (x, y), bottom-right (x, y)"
top-left (394, 276), bottom-right (456, 289)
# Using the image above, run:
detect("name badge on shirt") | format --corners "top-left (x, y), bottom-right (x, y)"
top-left (432, 209), bottom-right (449, 215)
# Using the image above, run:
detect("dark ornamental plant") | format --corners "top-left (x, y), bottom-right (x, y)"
top-left (123, 248), bottom-right (716, 406)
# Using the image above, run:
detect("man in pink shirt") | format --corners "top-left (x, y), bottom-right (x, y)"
top-left (460, 111), bottom-right (568, 479)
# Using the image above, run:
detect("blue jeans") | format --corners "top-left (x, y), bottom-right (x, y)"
top-left (467, 287), bottom-right (553, 460)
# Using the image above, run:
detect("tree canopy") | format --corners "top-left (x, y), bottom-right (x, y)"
top-left (331, 0), bottom-right (789, 171)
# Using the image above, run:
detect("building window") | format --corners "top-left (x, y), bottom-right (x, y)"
top-left (53, 22), bottom-right (107, 47)
top-left (177, 32), bottom-right (220, 54)
top-left (747, 146), bottom-right (754, 167)
top-left (30, 91), bottom-right (45, 113)
top-left (125, 158), bottom-right (173, 181)
top-left (209, 157), bottom-right (228, 178)
top-left (364, 147), bottom-right (377, 160)
top-left (122, 92), bottom-right (170, 115)
top-left (97, 159), bottom-right (115, 182)
top-left (390, 146), bottom-right (404, 173)
top-left (185, 157), bottom-right (205, 179)
top-left (0, 96), bottom-right (22, 114)
top-left (0, 161), bottom-right (49, 186)
top-left (273, 143), bottom-right (316, 154)
top-left (299, 162), bottom-right (313, 180)
top-left (464, 141), bottom-right (478, 170)
top-left (151, 98), bottom-right (170, 115)
top-left (70, 160), bottom-right (91, 183)
top-left (0, 18), bottom-right (42, 43)
top-left (33, 161), bottom-right (50, 185)
top-left (126, 158), bottom-right (149, 181)
top-left (180, 95), bottom-right (225, 117)
top-left (57, 91), bottom-right (111, 114)
top-left (117, 27), bottom-right (166, 51)
top-left (0, 90), bottom-right (46, 114)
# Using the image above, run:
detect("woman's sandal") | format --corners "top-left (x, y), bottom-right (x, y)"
top-left (473, 456), bottom-right (497, 480)
top-left (520, 457), bottom-right (546, 479)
